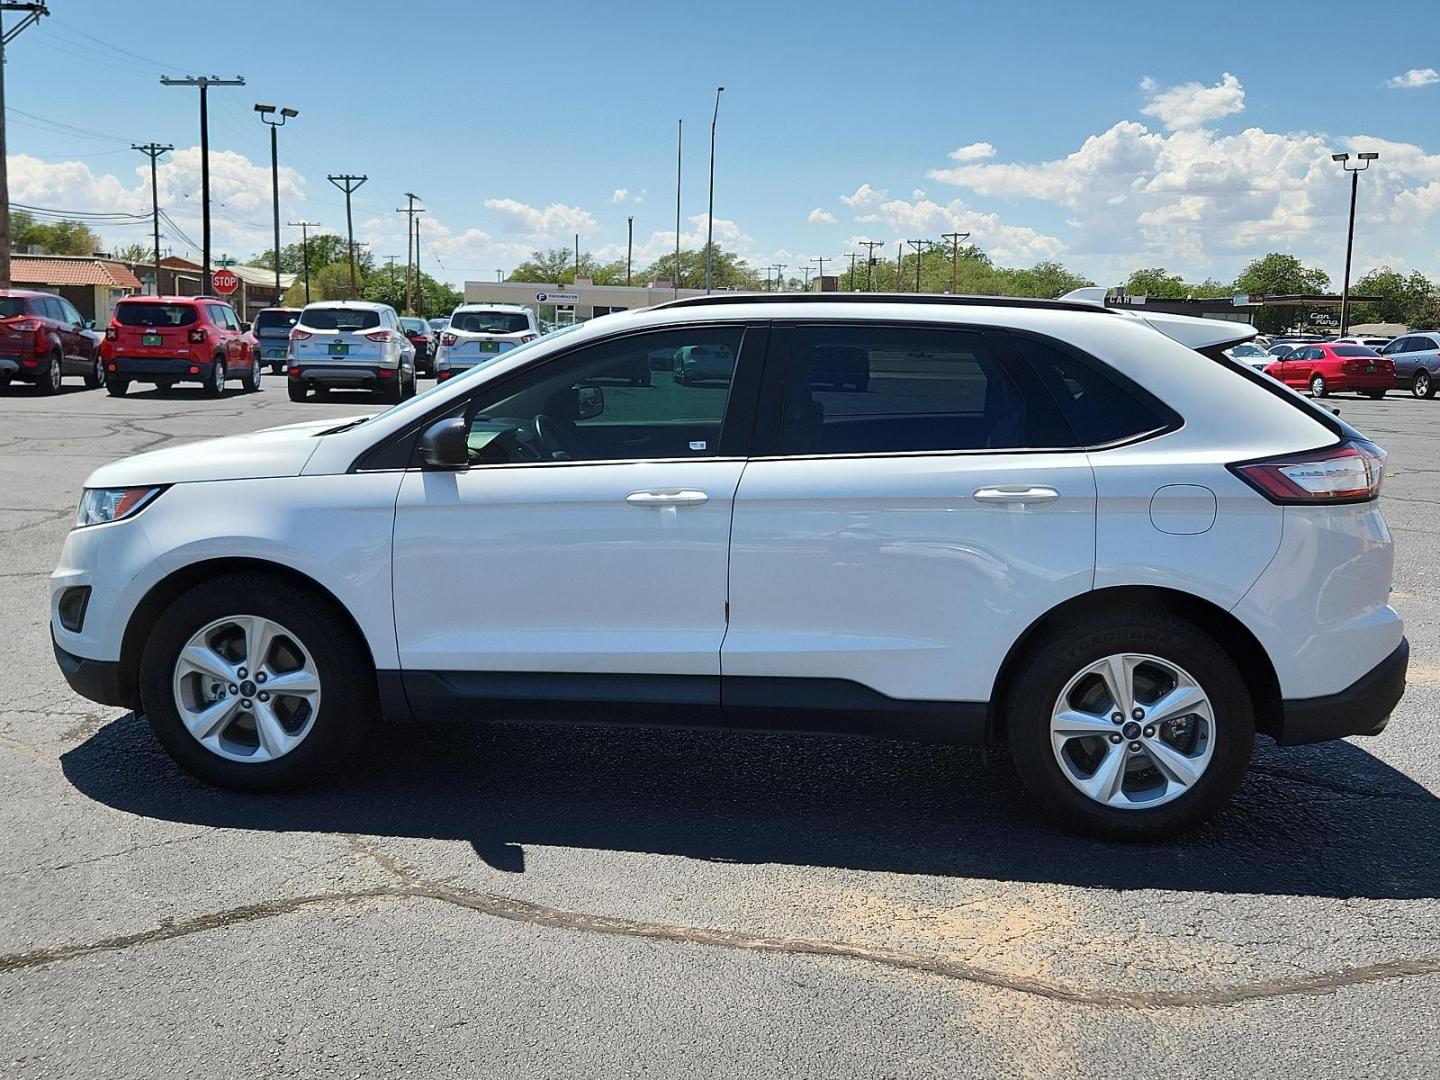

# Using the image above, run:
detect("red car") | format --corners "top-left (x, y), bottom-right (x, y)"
top-left (0, 288), bottom-right (104, 394)
top-left (101, 295), bottom-right (259, 397)
top-left (1263, 343), bottom-right (1395, 399)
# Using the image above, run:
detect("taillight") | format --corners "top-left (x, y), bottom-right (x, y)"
top-left (188, 328), bottom-right (206, 344)
top-left (1230, 439), bottom-right (1385, 504)
top-left (105, 327), bottom-right (118, 341)
top-left (4, 317), bottom-right (43, 333)
top-left (440, 332), bottom-right (457, 347)
top-left (364, 330), bottom-right (392, 343)
top-left (290, 328), bottom-right (312, 341)
top-left (519, 334), bottom-right (536, 343)
top-left (437, 370), bottom-right (452, 381)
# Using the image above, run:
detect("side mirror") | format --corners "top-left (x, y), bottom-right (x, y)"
top-left (418, 418), bottom-right (469, 471)
top-left (575, 385), bottom-right (605, 420)
top-left (84, 319), bottom-right (95, 330)
top-left (239, 321), bottom-right (251, 333)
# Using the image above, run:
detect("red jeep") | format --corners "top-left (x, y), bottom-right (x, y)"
top-left (101, 296), bottom-right (259, 397)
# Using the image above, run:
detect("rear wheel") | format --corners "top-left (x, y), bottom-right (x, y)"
top-left (288, 382), bottom-right (309, 402)
top-left (38, 350), bottom-right (63, 395)
top-left (204, 357), bottom-right (226, 398)
top-left (1006, 608), bottom-right (1254, 841)
top-left (84, 355), bottom-right (105, 390)
top-left (107, 378), bottom-right (129, 397)
top-left (1412, 370), bottom-right (1434, 399)
top-left (139, 573), bottom-right (375, 790)
top-left (1365, 390), bottom-right (1386, 400)
top-left (1310, 374), bottom-right (1328, 398)
top-left (241, 360), bottom-right (261, 393)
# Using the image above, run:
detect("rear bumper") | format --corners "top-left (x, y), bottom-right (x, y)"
top-left (290, 363), bottom-right (394, 387)
top-left (0, 355), bottom-right (22, 376)
top-left (1326, 374), bottom-right (1395, 390)
top-left (111, 356), bottom-right (210, 380)
top-left (1274, 637), bottom-right (1408, 745)
top-left (53, 632), bottom-right (130, 709)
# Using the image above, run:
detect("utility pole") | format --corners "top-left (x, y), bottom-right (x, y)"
top-left (396, 193), bottom-right (423, 314)
top-left (287, 221), bottom-right (320, 304)
top-left (574, 232), bottom-right (580, 281)
top-left (327, 174), bottom-right (367, 298)
top-left (495, 270), bottom-right (503, 283)
top-left (161, 74), bottom-right (245, 294)
top-left (814, 256), bottom-right (828, 289)
top-left (385, 254), bottom-right (399, 293)
top-left (705, 85), bottom-right (724, 293)
top-left (906, 239), bottom-right (931, 292)
top-left (801, 264), bottom-right (814, 290)
top-left (858, 240), bottom-right (883, 291)
top-left (772, 263), bottom-right (786, 292)
top-left (626, 215), bottom-right (634, 287)
top-left (0, 2), bottom-right (48, 289)
top-left (414, 216), bottom-right (423, 316)
top-left (674, 118), bottom-right (682, 298)
top-left (845, 252), bottom-right (859, 290)
top-left (132, 143), bottom-right (173, 295)
top-left (895, 240), bottom-right (904, 290)
top-left (940, 231), bottom-right (970, 294)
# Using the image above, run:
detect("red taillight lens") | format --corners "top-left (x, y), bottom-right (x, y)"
top-left (288, 366), bottom-right (303, 378)
top-left (4, 317), bottom-right (44, 333)
top-left (188, 328), bottom-right (206, 344)
top-left (436, 370), bottom-right (452, 381)
top-left (364, 330), bottom-right (392, 343)
top-left (1231, 439), bottom-right (1386, 504)
top-left (290, 328), bottom-right (312, 341)
top-left (105, 327), bottom-right (118, 341)
top-left (440, 332), bottom-right (457, 347)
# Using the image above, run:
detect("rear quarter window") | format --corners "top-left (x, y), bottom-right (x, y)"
top-left (1014, 334), bottom-right (1178, 447)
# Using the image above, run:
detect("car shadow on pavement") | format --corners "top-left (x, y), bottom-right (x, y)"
top-left (61, 712), bottom-right (1440, 899)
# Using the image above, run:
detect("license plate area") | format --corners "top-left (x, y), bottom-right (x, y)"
top-left (141, 333), bottom-right (163, 347)
top-left (328, 342), bottom-right (349, 356)
top-left (479, 341), bottom-right (500, 353)
top-left (1366, 364), bottom-right (1377, 373)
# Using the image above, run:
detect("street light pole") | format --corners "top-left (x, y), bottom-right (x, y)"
top-left (704, 85), bottom-right (725, 293)
top-left (256, 105), bottom-right (297, 305)
top-left (674, 118), bottom-right (682, 298)
top-left (1332, 151), bottom-right (1379, 337)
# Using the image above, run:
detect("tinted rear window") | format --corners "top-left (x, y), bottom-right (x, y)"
top-left (1334, 346), bottom-right (1380, 357)
top-left (303, 307), bottom-right (380, 331)
top-left (0, 297), bottom-right (32, 317)
top-left (254, 310), bottom-right (300, 332)
top-left (452, 310), bottom-right (530, 334)
top-left (115, 303), bottom-right (197, 327)
top-left (1016, 335), bottom-right (1174, 446)
top-left (400, 318), bottom-right (427, 332)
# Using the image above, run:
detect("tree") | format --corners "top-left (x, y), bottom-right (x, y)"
top-left (507, 248), bottom-right (580, 284)
top-left (1123, 268), bottom-right (1191, 299)
top-left (1350, 268), bottom-right (1437, 328)
top-left (110, 242), bottom-right (152, 265)
top-left (10, 211), bottom-right (101, 256)
top-left (253, 235), bottom-right (372, 278)
top-left (641, 245), bottom-right (760, 290)
top-left (1234, 253), bottom-right (1332, 333)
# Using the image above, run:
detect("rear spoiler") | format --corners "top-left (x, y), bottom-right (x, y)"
top-left (1056, 288), bottom-right (1259, 351)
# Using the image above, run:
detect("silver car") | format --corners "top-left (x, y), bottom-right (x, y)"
top-left (287, 301), bottom-right (417, 403)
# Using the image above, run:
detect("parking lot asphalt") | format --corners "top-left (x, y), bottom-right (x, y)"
top-left (2, 376), bottom-right (1438, 1078)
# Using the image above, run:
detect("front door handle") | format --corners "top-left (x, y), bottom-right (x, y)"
top-left (972, 485), bottom-right (1060, 506)
top-left (626, 489), bottom-right (710, 508)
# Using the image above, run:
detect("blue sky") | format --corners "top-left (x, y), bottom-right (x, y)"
top-left (8, 0), bottom-right (1440, 288)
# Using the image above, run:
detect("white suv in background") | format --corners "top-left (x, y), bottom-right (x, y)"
top-left (434, 304), bottom-right (539, 381)
top-left (50, 295), bottom-right (1406, 840)
top-left (286, 300), bottom-right (417, 403)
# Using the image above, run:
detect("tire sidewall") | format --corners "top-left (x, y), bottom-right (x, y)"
top-left (139, 575), bottom-right (372, 790)
top-left (1311, 375), bottom-right (1326, 397)
top-left (1415, 371), bottom-right (1432, 399)
top-left (1006, 612), bottom-right (1255, 840)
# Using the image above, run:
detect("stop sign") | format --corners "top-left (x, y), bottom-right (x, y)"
top-left (211, 268), bottom-right (240, 296)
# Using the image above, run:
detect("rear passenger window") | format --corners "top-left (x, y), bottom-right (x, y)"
top-left (778, 325), bottom-right (1074, 455)
top-left (1014, 336), bottom-right (1174, 447)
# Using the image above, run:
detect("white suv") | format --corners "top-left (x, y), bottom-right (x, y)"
top-left (434, 304), bottom-right (539, 381)
top-left (287, 300), bottom-right (417, 403)
top-left (50, 295), bottom-right (1407, 839)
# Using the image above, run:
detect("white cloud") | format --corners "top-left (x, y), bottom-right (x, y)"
top-left (948, 142), bottom-right (996, 162)
top-left (1386, 68), bottom-right (1439, 89)
top-left (849, 191), bottom-right (1065, 264)
top-left (808, 207), bottom-right (837, 224)
top-left (481, 197), bottom-right (598, 239)
top-left (1139, 72), bottom-right (1245, 131)
top-left (611, 188), bottom-right (629, 202)
top-left (840, 183), bottom-right (884, 210)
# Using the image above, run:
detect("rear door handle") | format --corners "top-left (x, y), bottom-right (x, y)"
top-left (626, 489), bottom-right (710, 508)
top-left (972, 485), bottom-right (1060, 506)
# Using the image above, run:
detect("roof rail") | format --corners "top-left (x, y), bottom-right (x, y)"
top-left (650, 291), bottom-right (1116, 314)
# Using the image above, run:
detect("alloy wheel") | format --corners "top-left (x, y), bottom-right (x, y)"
top-left (1049, 653), bottom-right (1215, 810)
top-left (49, 354), bottom-right (63, 391)
top-left (1414, 371), bottom-right (1431, 399)
top-left (171, 614), bottom-right (322, 763)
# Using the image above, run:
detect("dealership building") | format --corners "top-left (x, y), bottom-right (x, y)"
top-left (461, 276), bottom-right (708, 321)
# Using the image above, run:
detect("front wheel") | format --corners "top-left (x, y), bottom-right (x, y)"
top-left (203, 358), bottom-right (225, 398)
top-left (139, 573), bottom-right (375, 790)
top-left (1310, 374), bottom-right (1328, 398)
top-left (1412, 370), bottom-right (1435, 399)
top-left (288, 382), bottom-right (309, 402)
top-left (1006, 609), bottom-right (1254, 841)
top-left (84, 356), bottom-right (106, 390)
top-left (241, 361), bottom-right (261, 393)
top-left (1365, 390), bottom-right (1386, 400)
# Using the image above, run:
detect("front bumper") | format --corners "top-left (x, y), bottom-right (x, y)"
top-left (53, 632), bottom-right (130, 709)
top-left (1274, 637), bottom-right (1408, 745)
top-left (111, 356), bottom-right (212, 381)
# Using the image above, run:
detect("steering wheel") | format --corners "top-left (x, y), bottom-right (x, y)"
top-left (532, 413), bottom-right (572, 459)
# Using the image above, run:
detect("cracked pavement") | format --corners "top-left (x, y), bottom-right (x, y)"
top-left (1, 380), bottom-right (1438, 1077)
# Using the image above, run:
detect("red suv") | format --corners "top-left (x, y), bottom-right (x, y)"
top-left (1263, 343), bottom-right (1396, 399)
top-left (101, 296), bottom-right (259, 397)
top-left (0, 289), bottom-right (104, 394)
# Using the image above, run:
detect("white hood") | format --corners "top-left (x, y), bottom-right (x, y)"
top-left (83, 416), bottom-right (363, 488)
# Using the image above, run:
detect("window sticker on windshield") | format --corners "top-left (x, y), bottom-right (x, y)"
top-left (689, 440), bottom-right (707, 451)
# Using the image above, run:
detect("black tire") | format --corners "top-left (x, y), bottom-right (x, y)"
top-left (204, 356), bottom-right (226, 398)
top-left (139, 572), bottom-right (375, 790)
top-left (241, 360), bottom-right (261, 393)
top-left (107, 379), bottom-right (129, 397)
top-left (288, 382), bottom-right (309, 402)
top-left (1365, 390), bottom-right (1386, 400)
top-left (1005, 607), bottom-right (1255, 841)
top-left (38, 350), bottom-right (63, 395)
top-left (377, 378), bottom-right (402, 404)
top-left (271, 362), bottom-right (285, 376)
top-left (84, 355), bottom-right (105, 390)
top-left (1412, 370), bottom-right (1435, 399)
top-left (1310, 374), bottom-right (1327, 398)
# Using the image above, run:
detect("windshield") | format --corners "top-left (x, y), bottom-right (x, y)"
top-left (1334, 346), bottom-right (1381, 357)
top-left (400, 318), bottom-right (428, 333)
top-left (254, 309), bottom-right (300, 332)
top-left (303, 307), bottom-right (381, 331)
top-left (115, 302), bottom-right (197, 327)
top-left (452, 310), bottom-right (531, 334)
top-left (0, 297), bottom-right (31, 317)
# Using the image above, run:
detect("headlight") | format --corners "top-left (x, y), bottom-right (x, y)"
top-left (76, 486), bottom-right (165, 528)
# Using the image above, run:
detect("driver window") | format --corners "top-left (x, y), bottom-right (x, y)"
top-left (462, 327), bottom-right (745, 465)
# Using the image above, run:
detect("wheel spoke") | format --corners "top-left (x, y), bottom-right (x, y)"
top-left (177, 643), bottom-right (236, 684)
top-left (1143, 681), bottom-right (1208, 727)
top-left (252, 700), bottom-right (294, 759)
top-left (264, 668), bottom-right (319, 696)
top-left (1051, 709), bottom-right (1117, 740)
top-left (243, 616), bottom-right (278, 676)
top-left (1078, 744), bottom-right (1129, 805)
top-left (1144, 737), bottom-right (1205, 789)
top-left (1098, 655), bottom-right (1135, 716)
top-left (183, 695), bottom-right (240, 742)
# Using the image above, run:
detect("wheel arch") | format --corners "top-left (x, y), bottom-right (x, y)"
top-left (988, 585), bottom-right (1282, 742)
top-left (117, 557), bottom-right (378, 712)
